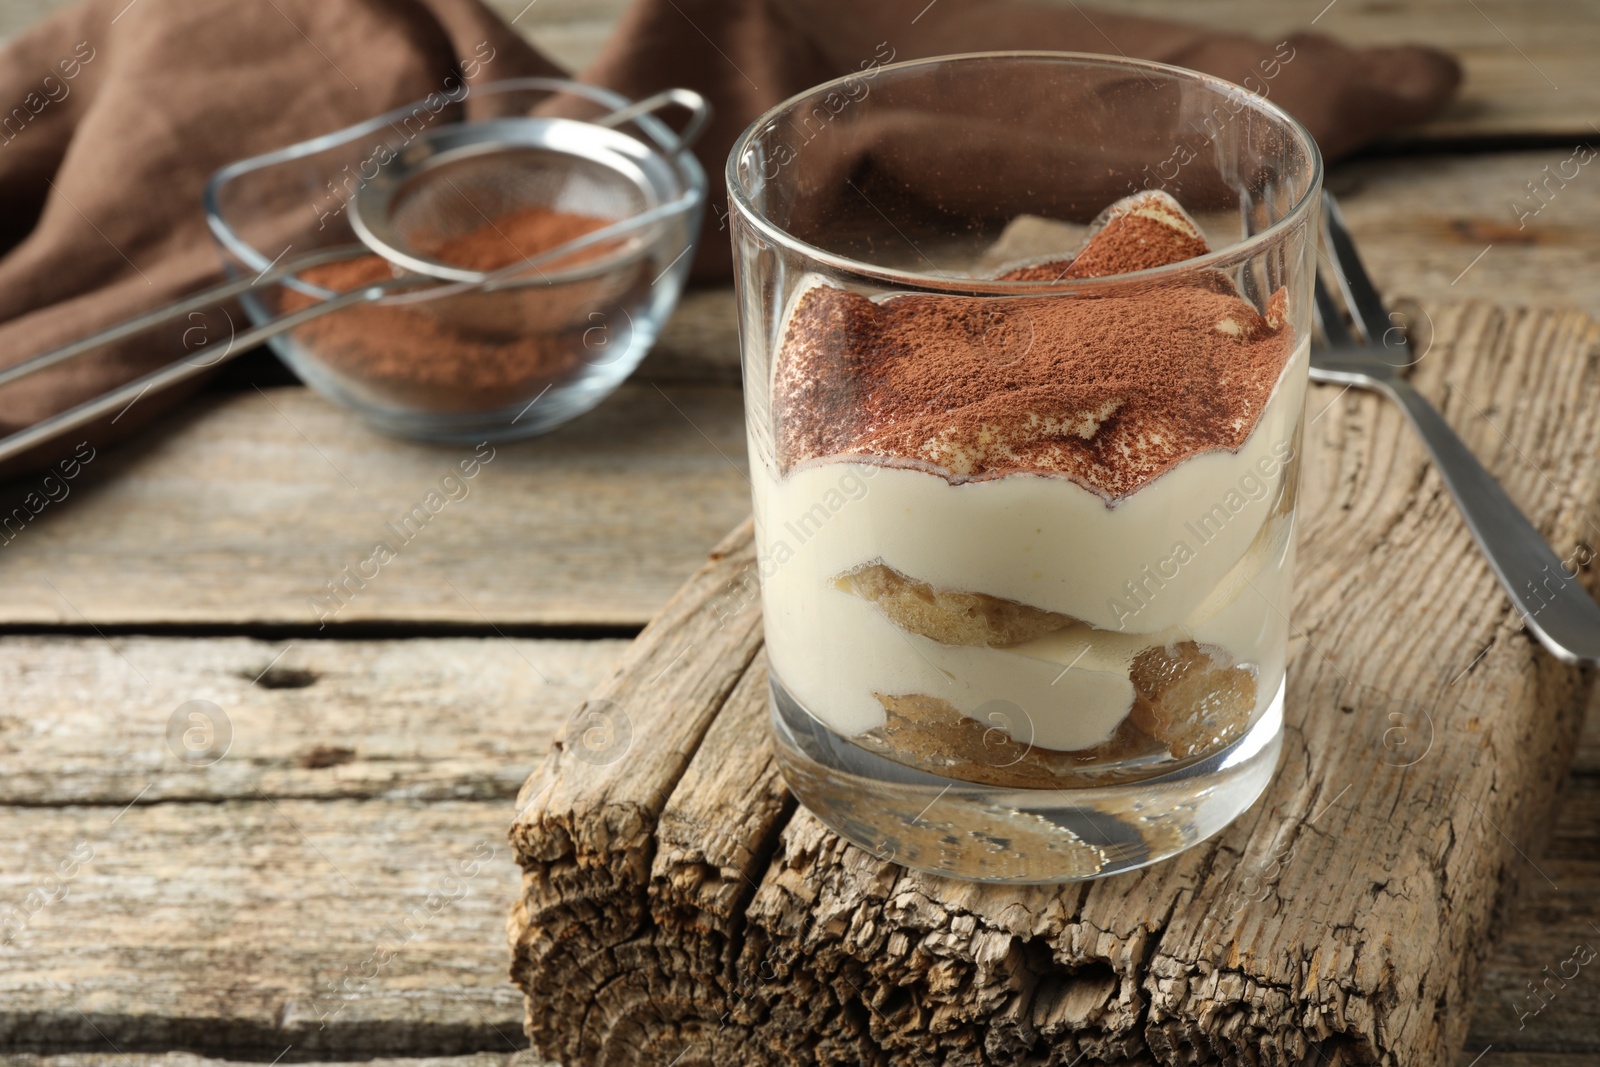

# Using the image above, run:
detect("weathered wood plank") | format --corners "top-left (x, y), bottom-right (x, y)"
top-left (509, 301), bottom-right (1600, 1065)
top-left (0, 0), bottom-right (67, 40)
top-left (0, 798), bottom-right (528, 1057)
top-left (1469, 853), bottom-right (1600, 1059)
top-left (1467, 697), bottom-right (1600, 1061)
top-left (649, 288), bottom-right (742, 385)
top-left (0, 1051), bottom-right (1580, 1067)
top-left (1332, 150), bottom-right (1600, 327)
top-left (507, 520), bottom-right (767, 1051)
top-left (0, 635), bottom-right (629, 804)
top-left (0, 383), bottom-right (748, 628)
top-left (1, 784), bottom-right (1594, 1062)
top-left (1462, 1058), bottom-right (1600, 1067)
top-left (0, 634), bottom-right (632, 1058)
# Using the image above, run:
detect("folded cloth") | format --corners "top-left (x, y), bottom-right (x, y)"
top-left (0, 0), bottom-right (1459, 471)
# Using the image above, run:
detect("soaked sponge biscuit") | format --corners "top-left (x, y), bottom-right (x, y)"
top-left (862, 692), bottom-right (1160, 788)
top-left (836, 562), bottom-right (1072, 647)
top-left (1130, 641), bottom-right (1257, 759)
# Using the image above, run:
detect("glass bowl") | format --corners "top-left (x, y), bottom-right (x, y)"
top-left (204, 78), bottom-right (706, 443)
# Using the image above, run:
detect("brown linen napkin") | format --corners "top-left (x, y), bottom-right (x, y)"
top-left (0, 0), bottom-right (1459, 472)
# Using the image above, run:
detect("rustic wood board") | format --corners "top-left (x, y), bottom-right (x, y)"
top-left (0, 797), bottom-right (530, 1057)
top-left (508, 300), bottom-right (1600, 1066)
top-left (0, 635), bottom-right (629, 805)
top-left (1329, 152), bottom-right (1600, 325)
top-left (0, 383), bottom-right (748, 628)
top-left (0, 635), bottom-right (626, 1057)
top-left (1465, 686), bottom-right (1600, 1057)
top-left (0, 1055), bottom-right (1567, 1067)
top-left (0, 633), bottom-right (1594, 1063)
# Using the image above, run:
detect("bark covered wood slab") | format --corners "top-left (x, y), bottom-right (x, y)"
top-left (508, 302), bottom-right (1600, 1066)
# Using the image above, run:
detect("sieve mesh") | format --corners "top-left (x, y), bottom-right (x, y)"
top-left (385, 146), bottom-right (650, 255)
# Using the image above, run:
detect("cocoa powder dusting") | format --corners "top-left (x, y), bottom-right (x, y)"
top-left (772, 192), bottom-right (1295, 500)
top-left (408, 205), bottom-right (614, 272)
top-left (282, 206), bottom-right (625, 413)
top-left (994, 191), bottom-right (1213, 282)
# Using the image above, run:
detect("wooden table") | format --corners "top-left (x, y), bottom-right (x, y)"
top-left (0, 2), bottom-right (1596, 1066)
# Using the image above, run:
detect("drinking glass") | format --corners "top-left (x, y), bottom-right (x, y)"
top-left (727, 52), bottom-right (1321, 882)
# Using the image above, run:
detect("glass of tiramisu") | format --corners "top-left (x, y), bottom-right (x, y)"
top-left (727, 53), bottom-right (1321, 882)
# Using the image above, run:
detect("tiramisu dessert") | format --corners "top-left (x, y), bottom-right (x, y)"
top-left (754, 191), bottom-right (1307, 786)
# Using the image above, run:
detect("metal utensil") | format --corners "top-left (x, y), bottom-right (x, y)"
top-left (0, 86), bottom-right (710, 465)
top-left (1310, 190), bottom-right (1600, 664)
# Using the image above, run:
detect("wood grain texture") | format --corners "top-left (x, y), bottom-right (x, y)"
top-left (0, 635), bottom-right (628, 805)
top-left (0, 798), bottom-right (528, 1058)
top-left (508, 301), bottom-right (1600, 1066)
top-left (0, 635), bottom-right (627, 1058)
top-left (0, 0), bottom-right (1591, 1065)
top-left (0, 383), bottom-right (748, 628)
top-left (1467, 712), bottom-right (1600, 1064)
top-left (0, 1056), bottom-right (1575, 1067)
top-left (1330, 151), bottom-right (1600, 326)
top-left (506, 521), bottom-right (767, 1054)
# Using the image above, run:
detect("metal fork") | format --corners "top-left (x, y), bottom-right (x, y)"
top-left (1310, 190), bottom-right (1600, 664)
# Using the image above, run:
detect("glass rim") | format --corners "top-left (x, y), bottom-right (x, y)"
top-left (724, 50), bottom-right (1324, 294)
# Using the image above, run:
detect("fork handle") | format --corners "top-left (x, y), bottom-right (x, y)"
top-left (1380, 377), bottom-right (1600, 664)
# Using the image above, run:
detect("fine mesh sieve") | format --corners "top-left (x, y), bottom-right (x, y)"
top-left (346, 108), bottom-right (701, 335)
top-left (0, 87), bottom-right (709, 463)
top-left (376, 145), bottom-right (649, 272)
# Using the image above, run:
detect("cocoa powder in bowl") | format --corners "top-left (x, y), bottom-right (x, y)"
top-left (281, 205), bottom-right (645, 415)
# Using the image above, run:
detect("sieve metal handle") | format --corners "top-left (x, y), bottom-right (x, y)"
top-left (0, 271), bottom-right (426, 466)
top-left (0, 245), bottom-right (376, 392)
top-left (594, 88), bottom-right (711, 156)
